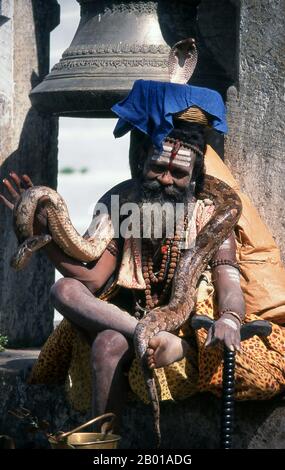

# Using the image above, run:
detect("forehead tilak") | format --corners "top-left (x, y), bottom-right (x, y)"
top-left (151, 143), bottom-right (196, 169)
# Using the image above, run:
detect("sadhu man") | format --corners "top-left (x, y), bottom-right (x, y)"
top-left (1, 79), bottom-right (285, 435)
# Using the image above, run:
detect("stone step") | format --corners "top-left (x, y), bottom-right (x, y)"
top-left (0, 350), bottom-right (285, 449)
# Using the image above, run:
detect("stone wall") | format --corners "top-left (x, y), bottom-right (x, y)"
top-left (0, 0), bottom-right (60, 346)
top-left (1, 351), bottom-right (285, 449)
top-left (225, 0), bottom-right (285, 261)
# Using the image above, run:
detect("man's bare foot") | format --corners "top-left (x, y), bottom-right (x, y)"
top-left (146, 331), bottom-right (190, 369)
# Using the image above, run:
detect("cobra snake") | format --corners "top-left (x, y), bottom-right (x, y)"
top-left (168, 37), bottom-right (198, 84)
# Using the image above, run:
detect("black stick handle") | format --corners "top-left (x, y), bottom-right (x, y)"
top-left (221, 347), bottom-right (235, 449)
top-left (191, 315), bottom-right (272, 450)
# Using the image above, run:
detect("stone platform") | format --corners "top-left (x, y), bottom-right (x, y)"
top-left (0, 349), bottom-right (285, 449)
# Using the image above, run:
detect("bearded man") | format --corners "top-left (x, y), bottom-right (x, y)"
top-left (1, 79), bottom-right (285, 437)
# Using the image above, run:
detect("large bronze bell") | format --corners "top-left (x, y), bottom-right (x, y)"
top-left (30, 0), bottom-right (200, 117)
top-left (30, 0), bottom-right (239, 117)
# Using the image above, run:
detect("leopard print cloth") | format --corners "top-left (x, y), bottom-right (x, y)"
top-left (28, 271), bottom-right (285, 411)
top-left (129, 270), bottom-right (285, 403)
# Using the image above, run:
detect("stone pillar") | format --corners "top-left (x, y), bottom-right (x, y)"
top-left (0, 0), bottom-right (60, 346)
top-left (194, 0), bottom-right (240, 157)
top-left (225, 0), bottom-right (285, 261)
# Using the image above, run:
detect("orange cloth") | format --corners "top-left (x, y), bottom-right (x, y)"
top-left (205, 145), bottom-right (285, 324)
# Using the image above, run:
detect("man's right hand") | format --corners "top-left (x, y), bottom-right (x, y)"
top-left (0, 172), bottom-right (34, 211)
top-left (0, 172), bottom-right (49, 235)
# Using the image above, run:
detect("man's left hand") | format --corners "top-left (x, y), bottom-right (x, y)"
top-left (204, 313), bottom-right (241, 352)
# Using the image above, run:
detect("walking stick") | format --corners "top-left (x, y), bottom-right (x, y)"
top-left (191, 315), bottom-right (272, 449)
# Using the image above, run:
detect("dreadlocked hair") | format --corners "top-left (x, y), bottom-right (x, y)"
top-left (129, 129), bottom-right (152, 179)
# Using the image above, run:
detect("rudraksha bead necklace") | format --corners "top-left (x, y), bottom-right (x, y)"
top-left (141, 215), bottom-right (188, 311)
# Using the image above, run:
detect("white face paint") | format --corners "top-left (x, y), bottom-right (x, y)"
top-left (151, 142), bottom-right (196, 169)
top-left (220, 238), bottom-right (231, 249)
top-left (213, 265), bottom-right (241, 285)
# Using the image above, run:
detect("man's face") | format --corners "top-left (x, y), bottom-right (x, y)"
top-left (141, 140), bottom-right (196, 204)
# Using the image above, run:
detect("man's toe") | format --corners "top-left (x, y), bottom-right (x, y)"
top-left (148, 336), bottom-right (160, 350)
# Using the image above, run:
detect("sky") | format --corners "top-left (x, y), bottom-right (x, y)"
top-left (50, 0), bottom-right (130, 231)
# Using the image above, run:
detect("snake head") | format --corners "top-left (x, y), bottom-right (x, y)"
top-left (169, 38), bottom-right (198, 84)
top-left (134, 306), bottom-right (172, 363)
top-left (174, 37), bottom-right (196, 55)
top-left (25, 234), bottom-right (52, 252)
top-left (10, 234), bottom-right (52, 271)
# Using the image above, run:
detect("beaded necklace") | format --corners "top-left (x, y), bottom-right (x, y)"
top-left (134, 215), bottom-right (188, 318)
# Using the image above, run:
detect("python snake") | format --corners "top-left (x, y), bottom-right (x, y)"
top-left (133, 175), bottom-right (242, 446)
top-left (11, 186), bottom-right (114, 270)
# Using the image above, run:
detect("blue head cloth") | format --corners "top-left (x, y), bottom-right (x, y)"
top-left (112, 79), bottom-right (227, 151)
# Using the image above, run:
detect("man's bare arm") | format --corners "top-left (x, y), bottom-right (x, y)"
top-left (205, 232), bottom-right (245, 351)
top-left (211, 232), bottom-right (245, 320)
top-left (42, 240), bottom-right (118, 294)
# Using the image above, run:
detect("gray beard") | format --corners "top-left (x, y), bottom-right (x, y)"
top-left (140, 178), bottom-right (190, 205)
top-left (138, 179), bottom-right (194, 241)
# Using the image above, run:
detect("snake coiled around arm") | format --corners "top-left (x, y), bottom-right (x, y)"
top-left (11, 186), bottom-right (114, 270)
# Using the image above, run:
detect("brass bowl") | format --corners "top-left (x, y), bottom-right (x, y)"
top-left (49, 431), bottom-right (120, 449)
top-left (49, 413), bottom-right (120, 449)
